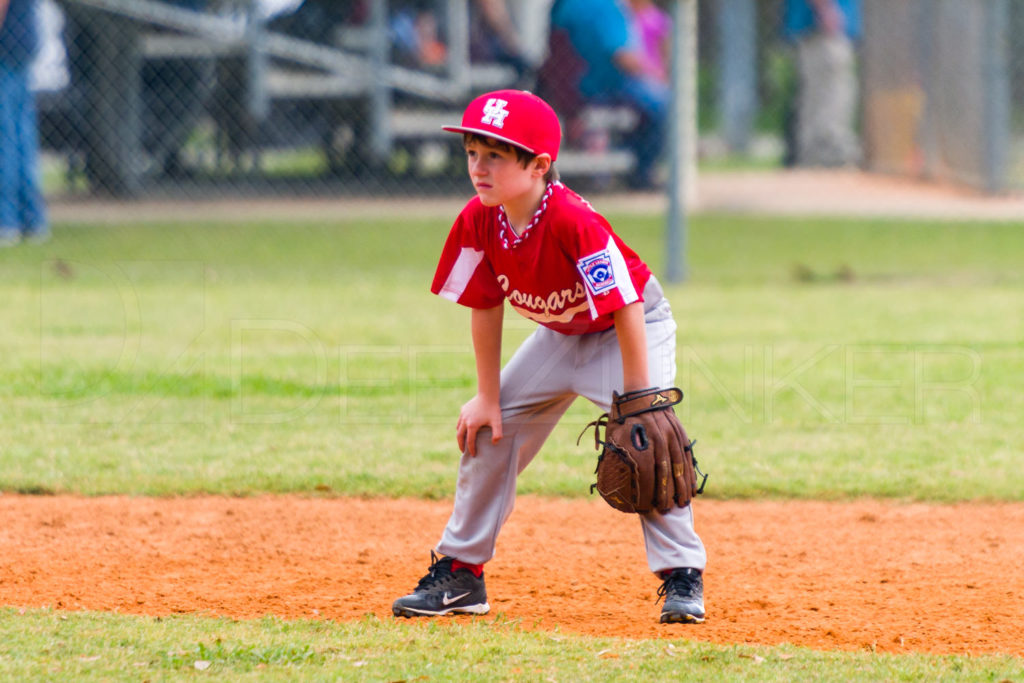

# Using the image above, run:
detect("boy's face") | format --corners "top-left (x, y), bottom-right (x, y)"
top-left (464, 137), bottom-right (548, 207)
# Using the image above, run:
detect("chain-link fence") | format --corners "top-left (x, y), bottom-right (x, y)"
top-left (859, 0), bottom-right (1021, 192)
top-left (30, 0), bottom-right (566, 198)
top-left (21, 0), bottom-right (1024, 200)
top-left (700, 0), bottom-right (1023, 193)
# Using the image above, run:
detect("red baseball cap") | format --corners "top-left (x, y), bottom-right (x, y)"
top-left (443, 89), bottom-right (562, 162)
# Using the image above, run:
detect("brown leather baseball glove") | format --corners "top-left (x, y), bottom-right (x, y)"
top-left (580, 387), bottom-right (706, 514)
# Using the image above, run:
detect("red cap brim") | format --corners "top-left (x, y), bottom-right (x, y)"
top-left (441, 125), bottom-right (540, 155)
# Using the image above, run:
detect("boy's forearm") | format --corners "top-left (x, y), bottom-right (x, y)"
top-left (471, 304), bottom-right (504, 402)
top-left (613, 302), bottom-right (650, 392)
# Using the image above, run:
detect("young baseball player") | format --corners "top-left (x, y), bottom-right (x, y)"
top-left (391, 90), bottom-right (707, 624)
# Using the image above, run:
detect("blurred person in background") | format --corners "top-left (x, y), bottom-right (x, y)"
top-left (469, 0), bottom-right (534, 85)
top-left (0, 0), bottom-right (48, 246)
top-left (391, 0), bottom-right (447, 70)
top-left (627, 0), bottom-right (670, 86)
top-left (548, 0), bottom-right (669, 189)
top-left (784, 0), bottom-right (862, 167)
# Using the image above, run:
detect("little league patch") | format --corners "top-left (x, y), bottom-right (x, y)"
top-left (577, 250), bottom-right (616, 295)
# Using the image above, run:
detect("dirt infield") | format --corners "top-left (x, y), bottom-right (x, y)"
top-left (1, 494), bottom-right (1022, 656)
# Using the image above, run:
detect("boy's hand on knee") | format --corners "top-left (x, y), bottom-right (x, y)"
top-left (457, 395), bottom-right (504, 456)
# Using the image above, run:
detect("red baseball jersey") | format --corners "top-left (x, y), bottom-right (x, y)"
top-left (431, 182), bottom-right (652, 335)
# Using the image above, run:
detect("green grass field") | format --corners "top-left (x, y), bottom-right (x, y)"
top-left (1, 207), bottom-right (1022, 680)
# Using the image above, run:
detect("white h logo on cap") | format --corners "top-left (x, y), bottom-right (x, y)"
top-left (481, 98), bottom-right (510, 128)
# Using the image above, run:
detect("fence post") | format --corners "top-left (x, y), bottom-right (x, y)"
top-left (446, 0), bottom-right (471, 95)
top-left (981, 0), bottom-right (1009, 193)
top-left (716, 0), bottom-right (757, 154)
top-left (369, 0), bottom-right (393, 164)
top-left (245, 0), bottom-right (269, 124)
top-left (665, 0), bottom-right (697, 283)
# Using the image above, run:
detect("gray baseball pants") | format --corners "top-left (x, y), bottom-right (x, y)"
top-left (436, 277), bottom-right (707, 575)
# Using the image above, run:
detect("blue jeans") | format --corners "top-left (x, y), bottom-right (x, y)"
top-left (590, 76), bottom-right (669, 187)
top-left (620, 77), bottom-right (669, 186)
top-left (0, 63), bottom-right (48, 236)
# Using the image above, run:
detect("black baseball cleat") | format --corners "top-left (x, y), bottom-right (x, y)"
top-left (657, 568), bottom-right (706, 624)
top-left (392, 551), bottom-right (490, 617)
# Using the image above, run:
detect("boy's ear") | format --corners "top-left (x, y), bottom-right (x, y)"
top-left (533, 153), bottom-right (553, 177)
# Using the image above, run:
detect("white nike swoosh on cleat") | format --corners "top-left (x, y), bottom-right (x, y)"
top-left (442, 591), bottom-right (471, 606)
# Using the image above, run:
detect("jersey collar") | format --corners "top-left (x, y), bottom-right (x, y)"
top-left (497, 181), bottom-right (561, 249)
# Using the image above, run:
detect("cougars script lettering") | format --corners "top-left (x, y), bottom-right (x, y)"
top-left (496, 275), bottom-right (590, 324)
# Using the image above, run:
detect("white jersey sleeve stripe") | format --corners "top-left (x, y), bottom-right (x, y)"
top-left (585, 286), bottom-right (599, 319)
top-left (607, 236), bottom-right (638, 304)
top-left (438, 247), bottom-right (486, 302)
